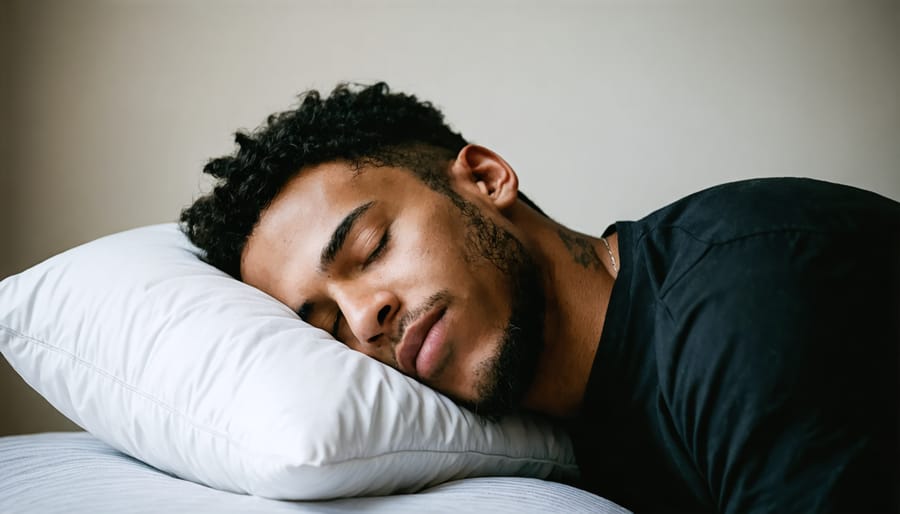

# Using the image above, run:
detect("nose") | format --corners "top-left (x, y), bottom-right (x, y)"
top-left (338, 289), bottom-right (399, 345)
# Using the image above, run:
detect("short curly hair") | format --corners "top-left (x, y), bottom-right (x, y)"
top-left (180, 82), bottom-right (542, 279)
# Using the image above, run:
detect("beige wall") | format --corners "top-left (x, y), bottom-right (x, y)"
top-left (3, 0), bottom-right (71, 434)
top-left (1, 0), bottom-right (12, 278)
top-left (2, 0), bottom-right (899, 436)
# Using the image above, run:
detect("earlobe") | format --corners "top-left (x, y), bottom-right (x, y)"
top-left (450, 144), bottom-right (519, 211)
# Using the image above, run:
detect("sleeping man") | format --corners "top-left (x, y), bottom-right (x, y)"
top-left (181, 83), bottom-right (899, 513)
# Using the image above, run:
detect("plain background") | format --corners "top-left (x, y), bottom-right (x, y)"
top-left (1, 0), bottom-right (898, 436)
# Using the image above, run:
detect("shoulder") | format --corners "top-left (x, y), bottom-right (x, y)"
top-left (635, 177), bottom-right (900, 246)
top-left (618, 177), bottom-right (900, 295)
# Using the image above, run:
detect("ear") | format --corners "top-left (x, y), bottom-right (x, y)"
top-left (448, 144), bottom-right (519, 211)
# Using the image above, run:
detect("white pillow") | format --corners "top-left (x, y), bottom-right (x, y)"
top-left (0, 223), bottom-right (577, 500)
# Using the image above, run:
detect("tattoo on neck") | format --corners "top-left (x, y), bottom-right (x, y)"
top-left (557, 229), bottom-right (601, 270)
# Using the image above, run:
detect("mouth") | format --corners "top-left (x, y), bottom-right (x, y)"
top-left (396, 306), bottom-right (447, 379)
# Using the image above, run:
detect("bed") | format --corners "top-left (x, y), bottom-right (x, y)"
top-left (0, 432), bottom-right (628, 513)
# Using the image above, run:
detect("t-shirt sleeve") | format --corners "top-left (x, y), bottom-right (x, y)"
top-left (655, 229), bottom-right (898, 513)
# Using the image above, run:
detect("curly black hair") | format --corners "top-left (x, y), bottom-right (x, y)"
top-left (180, 82), bottom-right (542, 279)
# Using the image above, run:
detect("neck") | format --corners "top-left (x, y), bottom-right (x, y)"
top-left (511, 206), bottom-right (617, 418)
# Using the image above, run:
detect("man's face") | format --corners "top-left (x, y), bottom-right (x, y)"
top-left (241, 160), bottom-right (544, 416)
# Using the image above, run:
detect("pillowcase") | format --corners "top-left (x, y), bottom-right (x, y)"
top-left (0, 223), bottom-right (577, 499)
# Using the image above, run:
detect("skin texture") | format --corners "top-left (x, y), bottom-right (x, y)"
top-left (241, 145), bottom-right (619, 418)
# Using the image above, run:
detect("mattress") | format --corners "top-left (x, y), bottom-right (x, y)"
top-left (0, 432), bottom-right (629, 513)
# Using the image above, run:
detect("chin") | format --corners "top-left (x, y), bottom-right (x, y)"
top-left (457, 325), bottom-right (542, 420)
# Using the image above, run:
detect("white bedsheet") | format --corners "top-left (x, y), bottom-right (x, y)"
top-left (0, 432), bottom-right (629, 513)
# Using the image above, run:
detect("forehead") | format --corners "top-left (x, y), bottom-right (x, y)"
top-left (239, 161), bottom-right (420, 300)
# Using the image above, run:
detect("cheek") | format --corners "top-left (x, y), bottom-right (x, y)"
top-left (393, 204), bottom-right (513, 319)
top-left (390, 239), bottom-right (461, 290)
top-left (395, 209), bottom-right (469, 276)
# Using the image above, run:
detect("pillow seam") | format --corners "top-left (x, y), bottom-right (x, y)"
top-left (0, 324), bottom-right (233, 441)
top-left (0, 324), bottom-right (573, 469)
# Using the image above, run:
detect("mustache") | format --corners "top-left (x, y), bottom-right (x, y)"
top-left (393, 289), bottom-right (451, 345)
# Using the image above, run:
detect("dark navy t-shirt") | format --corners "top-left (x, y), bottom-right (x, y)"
top-left (571, 178), bottom-right (900, 513)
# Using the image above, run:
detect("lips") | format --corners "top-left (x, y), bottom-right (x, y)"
top-left (396, 306), bottom-right (446, 379)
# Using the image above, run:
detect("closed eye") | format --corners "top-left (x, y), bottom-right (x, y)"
top-left (363, 228), bottom-right (390, 267)
top-left (299, 302), bottom-right (341, 341)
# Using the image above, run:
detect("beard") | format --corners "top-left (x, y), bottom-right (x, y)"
top-left (447, 195), bottom-right (546, 419)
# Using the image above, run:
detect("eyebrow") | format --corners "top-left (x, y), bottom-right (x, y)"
top-left (319, 200), bottom-right (375, 273)
top-left (297, 201), bottom-right (376, 321)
